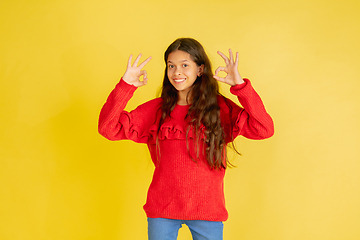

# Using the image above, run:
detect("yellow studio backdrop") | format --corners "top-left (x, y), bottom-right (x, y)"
top-left (1, 0), bottom-right (359, 239)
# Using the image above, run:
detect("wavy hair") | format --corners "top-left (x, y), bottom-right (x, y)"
top-left (157, 38), bottom-right (236, 169)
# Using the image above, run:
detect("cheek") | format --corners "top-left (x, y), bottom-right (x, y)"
top-left (167, 68), bottom-right (173, 78)
top-left (188, 69), bottom-right (198, 79)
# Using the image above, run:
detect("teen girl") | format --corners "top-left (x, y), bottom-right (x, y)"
top-left (98, 38), bottom-right (274, 240)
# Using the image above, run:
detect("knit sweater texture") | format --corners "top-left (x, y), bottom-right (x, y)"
top-left (98, 78), bottom-right (274, 221)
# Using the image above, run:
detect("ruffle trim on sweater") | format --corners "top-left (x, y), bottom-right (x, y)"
top-left (151, 123), bottom-right (206, 140)
top-left (147, 123), bottom-right (206, 145)
top-left (122, 116), bottom-right (207, 144)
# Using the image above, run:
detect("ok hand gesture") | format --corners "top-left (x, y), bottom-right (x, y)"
top-left (213, 49), bottom-right (244, 86)
top-left (122, 54), bottom-right (152, 87)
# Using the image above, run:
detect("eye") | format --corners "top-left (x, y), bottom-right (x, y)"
top-left (182, 64), bottom-right (188, 67)
top-left (168, 64), bottom-right (174, 69)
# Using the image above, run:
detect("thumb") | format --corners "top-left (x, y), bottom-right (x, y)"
top-left (213, 75), bottom-right (226, 83)
top-left (135, 78), bottom-right (148, 87)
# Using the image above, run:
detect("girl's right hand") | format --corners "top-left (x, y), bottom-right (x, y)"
top-left (122, 54), bottom-right (152, 87)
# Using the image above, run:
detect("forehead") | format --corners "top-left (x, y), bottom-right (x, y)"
top-left (167, 50), bottom-right (194, 63)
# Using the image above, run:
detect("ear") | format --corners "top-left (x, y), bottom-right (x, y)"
top-left (198, 64), bottom-right (204, 76)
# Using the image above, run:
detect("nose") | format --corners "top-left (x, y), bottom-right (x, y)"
top-left (174, 67), bottom-right (181, 75)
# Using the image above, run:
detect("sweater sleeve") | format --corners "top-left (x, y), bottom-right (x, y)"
top-left (98, 78), bottom-right (159, 143)
top-left (222, 78), bottom-right (274, 141)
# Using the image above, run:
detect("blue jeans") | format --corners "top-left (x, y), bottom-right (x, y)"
top-left (147, 217), bottom-right (223, 240)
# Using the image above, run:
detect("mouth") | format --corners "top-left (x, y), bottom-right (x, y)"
top-left (173, 78), bottom-right (186, 83)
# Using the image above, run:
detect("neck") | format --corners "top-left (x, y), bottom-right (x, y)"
top-left (177, 90), bottom-right (192, 105)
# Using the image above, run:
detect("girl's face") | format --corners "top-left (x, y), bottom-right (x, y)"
top-left (167, 50), bottom-right (204, 96)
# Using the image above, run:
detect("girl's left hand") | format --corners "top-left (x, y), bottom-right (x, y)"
top-left (214, 49), bottom-right (245, 86)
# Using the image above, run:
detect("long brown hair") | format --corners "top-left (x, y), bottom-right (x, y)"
top-left (157, 38), bottom-right (234, 169)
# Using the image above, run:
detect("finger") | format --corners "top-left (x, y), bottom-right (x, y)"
top-left (213, 75), bottom-right (226, 83)
top-left (235, 52), bottom-right (239, 66)
top-left (133, 53), bottom-right (142, 67)
top-left (140, 70), bottom-right (147, 80)
top-left (138, 56), bottom-right (152, 69)
top-left (214, 66), bottom-right (226, 76)
top-left (127, 54), bottom-right (133, 68)
top-left (229, 49), bottom-right (234, 63)
top-left (137, 78), bottom-right (148, 87)
top-left (217, 51), bottom-right (230, 65)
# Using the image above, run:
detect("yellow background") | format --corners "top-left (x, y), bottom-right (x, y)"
top-left (1, 0), bottom-right (359, 239)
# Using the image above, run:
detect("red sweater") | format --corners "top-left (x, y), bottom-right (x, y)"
top-left (98, 78), bottom-right (274, 221)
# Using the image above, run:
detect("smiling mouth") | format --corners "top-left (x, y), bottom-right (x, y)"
top-left (174, 78), bottom-right (186, 83)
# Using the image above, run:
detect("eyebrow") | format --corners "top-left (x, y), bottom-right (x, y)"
top-left (167, 59), bottom-right (190, 63)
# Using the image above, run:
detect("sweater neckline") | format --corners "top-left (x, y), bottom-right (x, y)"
top-left (176, 103), bottom-right (190, 107)
top-left (176, 103), bottom-right (191, 108)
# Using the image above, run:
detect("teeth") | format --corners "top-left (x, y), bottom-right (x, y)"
top-left (174, 79), bottom-right (185, 82)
